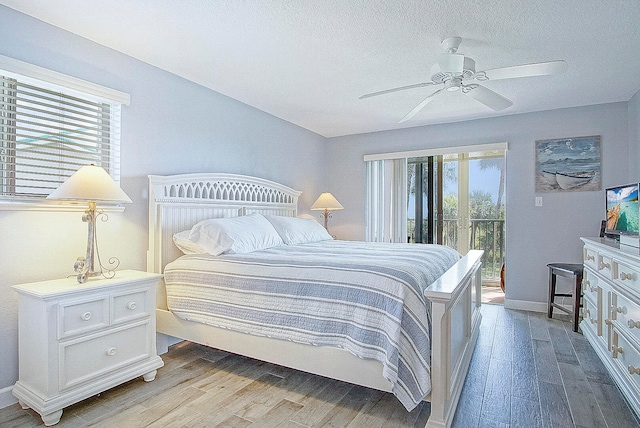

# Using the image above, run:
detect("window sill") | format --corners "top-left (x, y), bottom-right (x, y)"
top-left (0, 200), bottom-right (126, 213)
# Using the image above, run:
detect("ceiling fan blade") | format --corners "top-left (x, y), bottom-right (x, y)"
top-left (464, 85), bottom-right (513, 111)
top-left (481, 60), bottom-right (567, 81)
top-left (437, 53), bottom-right (465, 74)
top-left (359, 81), bottom-right (438, 99)
top-left (399, 88), bottom-right (445, 123)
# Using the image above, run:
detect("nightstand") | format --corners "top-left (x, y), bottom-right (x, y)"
top-left (12, 270), bottom-right (164, 426)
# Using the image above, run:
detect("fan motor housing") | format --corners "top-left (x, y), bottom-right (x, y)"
top-left (431, 57), bottom-right (476, 83)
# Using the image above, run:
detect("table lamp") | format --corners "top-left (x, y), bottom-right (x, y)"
top-left (47, 164), bottom-right (132, 283)
top-left (310, 192), bottom-right (344, 231)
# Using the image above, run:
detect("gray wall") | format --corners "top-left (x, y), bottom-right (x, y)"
top-left (629, 89), bottom-right (640, 179)
top-left (0, 6), bottom-right (327, 405)
top-left (326, 103), bottom-right (632, 308)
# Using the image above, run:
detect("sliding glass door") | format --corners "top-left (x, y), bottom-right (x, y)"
top-left (407, 148), bottom-right (505, 282)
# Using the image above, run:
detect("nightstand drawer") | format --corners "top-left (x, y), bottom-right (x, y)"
top-left (112, 289), bottom-right (149, 324)
top-left (59, 297), bottom-right (109, 338)
top-left (60, 321), bottom-right (151, 390)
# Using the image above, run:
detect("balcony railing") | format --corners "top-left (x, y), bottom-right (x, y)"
top-left (408, 219), bottom-right (505, 280)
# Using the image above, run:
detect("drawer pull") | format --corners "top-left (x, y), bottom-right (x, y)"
top-left (599, 262), bottom-right (610, 270)
top-left (586, 254), bottom-right (595, 261)
top-left (612, 345), bottom-right (624, 358)
top-left (127, 301), bottom-right (137, 310)
top-left (615, 306), bottom-right (627, 315)
top-left (106, 347), bottom-right (117, 356)
top-left (81, 312), bottom-right (92, 321)
top-left (629, 365), bottom-right (640, 376)
top-left (620, 272), bottom-right (634, 281)
top-left (605, 319), bottom-right (612, 326)
top-left (590, 317), bottom-right (598, 324)
top-left (628, 319), bottom-right (640, 329)
top-left (589, 285), bottom-right (597, 293)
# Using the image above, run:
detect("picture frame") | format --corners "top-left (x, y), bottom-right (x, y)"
top-left (535, 135), bottom-right (601, 192)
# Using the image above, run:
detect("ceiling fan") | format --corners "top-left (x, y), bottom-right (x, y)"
top-left (360, 37), bottom-right (567, 123)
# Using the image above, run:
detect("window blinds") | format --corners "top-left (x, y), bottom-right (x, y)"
top-left (0, 56), bottom-right (127, 200)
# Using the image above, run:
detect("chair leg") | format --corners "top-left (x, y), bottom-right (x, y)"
top-left (573, 273), bottom-right (583, 332)
top-left (548, 268), bottom-right (556, 318)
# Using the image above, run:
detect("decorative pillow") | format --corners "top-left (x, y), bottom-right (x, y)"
top-left (188, 213), bottom-right (283, 255)
top-left (173, 230), bottom-right (207, 254)
top-left (264, 215), bottom-right (333, 244)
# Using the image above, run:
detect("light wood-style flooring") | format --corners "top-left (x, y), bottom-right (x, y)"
top-left (2, 304), bottom-right (639, 427)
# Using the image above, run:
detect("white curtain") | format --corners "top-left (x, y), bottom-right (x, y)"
top-left (365, 158), bottom-right (407, 243)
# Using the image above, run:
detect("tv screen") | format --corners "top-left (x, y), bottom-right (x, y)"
top-left (605, 183), bottom-right (640, 236)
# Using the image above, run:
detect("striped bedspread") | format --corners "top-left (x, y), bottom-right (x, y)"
top-left (163, 240), bottom-right (461, 410)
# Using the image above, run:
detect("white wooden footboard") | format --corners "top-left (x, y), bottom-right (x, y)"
top-left (425, 249), bottom-right (483, 428)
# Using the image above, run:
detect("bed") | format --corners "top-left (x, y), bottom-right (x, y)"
top-left (147, 173), bottom-right (482, 428)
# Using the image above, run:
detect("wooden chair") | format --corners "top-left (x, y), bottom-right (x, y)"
top-left (547, 263), bottom-right (583, 332)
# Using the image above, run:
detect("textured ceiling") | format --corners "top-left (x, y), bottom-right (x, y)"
top-left (3, 0), bottom-right (640, 137)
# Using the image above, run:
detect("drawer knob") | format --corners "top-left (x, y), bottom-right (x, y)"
top-left (127, 301), bottom-right (137, 310)
top-left (106, 347), bottom-right (117, 356)
top-left (615, 306), bottom-right (626, 315)
top-left (81, 312), bottom-right (92, 321)
top-left (628, 319), bottom-right (640, 329)
top-left (599, 262), bottom-right (610, 270)
top-left (620, 272), bottom-right (634, 281)
top-left (589, 286), bottom-right (597, 293)
top-left (629, 365), bottom-right (640, 376)
top-left (612, 345), bottom-right (624, 358)
top-left (586, 254), bottom-right (595, 261)
top-left (605, 319), bottom-right (612, 326)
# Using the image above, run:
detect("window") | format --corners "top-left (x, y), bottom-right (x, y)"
top-left (0, 55), bottom-right (129, 205)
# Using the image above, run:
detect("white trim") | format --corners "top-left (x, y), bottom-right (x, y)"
top-left (364, 142), bottom-right (508, 162)
top-left (0, 54), bottom-right (130, 105)
top-left (503, 298), bottom-right (547, 313)
top-left (0, 201), bottom-right (125, 213)
top-left (0, 385), bottom-right (17, 410)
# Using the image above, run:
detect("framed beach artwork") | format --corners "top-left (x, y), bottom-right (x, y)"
top-left (535, 135), bottom-right (601, 192)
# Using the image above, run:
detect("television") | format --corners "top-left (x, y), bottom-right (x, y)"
top-left (605, 183), bottom-right (640, 237)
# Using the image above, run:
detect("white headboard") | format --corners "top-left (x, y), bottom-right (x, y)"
top-left (147, 173), bottom-right (301, 273)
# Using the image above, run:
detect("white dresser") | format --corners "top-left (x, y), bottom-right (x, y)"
top-left (12, 270), bottom-right (164, 426)
top-left (581, 237), bottom-right (640, 418)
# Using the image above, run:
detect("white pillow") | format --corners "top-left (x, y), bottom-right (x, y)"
top-left (188, 213), bottom-right (283, 255)
top-left (264, 215), bottom-right (333, 244)
top-left (173, 230), bottom-right (207, 254)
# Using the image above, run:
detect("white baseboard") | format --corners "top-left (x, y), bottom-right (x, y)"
top-left (0, 385), bottom-right (17, 410)
top-left (503, 298), bottom-right (548, 313)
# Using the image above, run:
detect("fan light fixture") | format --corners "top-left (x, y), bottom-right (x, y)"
top-left (359, 36), bottom-right (567, 122)
top-left (310, 192), bottom-right (344, 231)
top-left (47, 164), bottom-right (132, 283)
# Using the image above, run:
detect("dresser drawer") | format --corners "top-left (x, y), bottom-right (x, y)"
top-left (112, 288), bottom-right (149, 324)
top-left (584, 246), bottom-right (598, 270)
top-left (613, 258), bottom-right (640, 296)
top-left (597, 253), bottom-right (613, 279)
top-left (611, 327), bottom-right (640, 394)
top-left (582, 269), bottom-right (600, 303)
top-left (60, 321), bottom-right (151, 390)
top-left (583, 297), bottom-right (601, 337)
top-left (59, 296), bottom-right (109, 339)
top-left (611, 291), bottom-right (640, 345)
